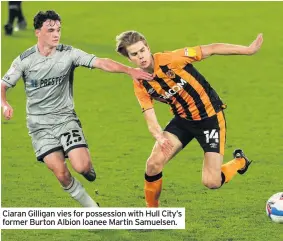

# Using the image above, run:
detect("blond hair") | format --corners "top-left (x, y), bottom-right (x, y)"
top-left (116, 31), bottom-right (148, 57)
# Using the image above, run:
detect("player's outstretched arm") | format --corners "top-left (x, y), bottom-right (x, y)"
top-left (144, 108), bottom-right (173, 157)
top-left (200, 33), bottom-right (263, 59)
top-left (1, 83), bottom-right (13, 120)
top-left (93, 58), bottom-right (153, 81)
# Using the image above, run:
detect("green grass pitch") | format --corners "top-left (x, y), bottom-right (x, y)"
top-left (1, 1), bottom-right (283, 240)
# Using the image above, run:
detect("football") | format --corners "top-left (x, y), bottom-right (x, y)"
top-left (266, 192), bottom-right (283, 223)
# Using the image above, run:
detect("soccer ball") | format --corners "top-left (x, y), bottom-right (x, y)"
top-left (266, 192), bottom-right (283, 223)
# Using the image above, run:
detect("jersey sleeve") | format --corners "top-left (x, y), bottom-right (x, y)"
top-left (71, 48), bottom-right (97, 68)
top-left (1, 56), bottom-right (23, 88)
top-left (171, 46), bottom-right (203, 66)
top-left (133, 80), bottom-right (153, 112)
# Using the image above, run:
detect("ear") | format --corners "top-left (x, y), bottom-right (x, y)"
top-left (35, 29), bottom-right (40, 38)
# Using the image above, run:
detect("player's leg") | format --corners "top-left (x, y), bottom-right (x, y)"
top-left (42, 151), bottom-right (98, 207)
top-left (202, 151), bottom-right (252, 189)
top-left (68, 147), bottom-right (96, 182)
top-left (196, 111), bottom-right (252, 189)
top-left (4, 2), bottom-right (18, 35)
top-left (145, 117), bottom-right (193, 207)
top-left (58, 120), bottom-right (96, 182)
top-left (202, 152), bottom-right (224, 189)
top-left (145, 131), bottom-right (183, 207)
top-left (31, 127), bottom-right (98, 207)
top-left (15, 1), bottom-right (27, 29)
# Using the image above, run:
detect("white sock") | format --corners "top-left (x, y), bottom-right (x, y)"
top-left (64, 177), bottom-right (99, 207)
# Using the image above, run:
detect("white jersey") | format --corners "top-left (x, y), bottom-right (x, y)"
top-left (1, 44), bottom-right (96, 128)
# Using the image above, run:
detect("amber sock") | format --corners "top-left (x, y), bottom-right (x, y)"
top-left (221, 158), bottom-right (246, 183)
top-left (144, 172), bottom-right (162, 207)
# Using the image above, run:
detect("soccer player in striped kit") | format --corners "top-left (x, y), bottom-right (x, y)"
top-left (116, 31), bottom-right (263, 207)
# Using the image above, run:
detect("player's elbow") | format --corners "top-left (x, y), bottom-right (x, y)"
top-left (93, 58), bottom-right (111, 70)
top-left (200, 44), bottom-right (214, 59)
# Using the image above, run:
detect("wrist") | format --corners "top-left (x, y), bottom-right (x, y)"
top-left (1, 101), bottom-right (8, 108)
top-left (125, 67), bottom-right (133, 75)
top-left (243, 46), bottom-right (252, 55)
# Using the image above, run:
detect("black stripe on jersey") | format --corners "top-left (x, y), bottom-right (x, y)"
top-left (154, 75), bottom-right (192, 119)
top-left (88, 56), bottom-right (96, 68)
top-left (20, 46), bottom-right (36, 61)
top-left (2, 79), bottom-right (15, 87)
top-left (183, 64), bottom-right (223, 113)
top-left (142, 80), bottom-right (178, 116)
top-left (69, 65), bottom-right (76, 97)
top-left (56, 44), bottom-right (72, 52)
top-left (159, 65), bottom-right (208, 119)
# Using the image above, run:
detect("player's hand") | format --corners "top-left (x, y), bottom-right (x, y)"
top-left (129, 68), bottom-right (153, 81)
top-left (157, 136), bottom-right (174, 158)
top-left (247, 33), bottom-right (263, 55)
top-left (2, 104), bottom-right (13, 120)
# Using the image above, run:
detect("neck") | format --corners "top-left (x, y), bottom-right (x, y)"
top-left (37, 42), bottom-right (56, 57)
top-left (143, 56), bottom-right (154, 74)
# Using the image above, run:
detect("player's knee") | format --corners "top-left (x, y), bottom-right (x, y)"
top-left (202, 178), bottom-right (222, 189)
top-left (55, 170), bottom-right (72, 186)
top-left (73, 159), bottom-right (91, 174)
top-left (146, 157), bottom-right (163, 176)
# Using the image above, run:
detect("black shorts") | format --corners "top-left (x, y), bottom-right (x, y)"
top-left (164, 111), bottom-right (226, 155)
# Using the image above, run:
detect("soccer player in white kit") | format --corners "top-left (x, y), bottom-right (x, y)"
top-left (1, 10), bottom-right (153, 207)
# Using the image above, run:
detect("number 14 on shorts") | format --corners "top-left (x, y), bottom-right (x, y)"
top-left (203, 129), bottom-right (219, 143)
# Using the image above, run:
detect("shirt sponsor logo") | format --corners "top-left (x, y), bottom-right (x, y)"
top-left (29, 74), bottom-right (66, 88)
top-left (160, 78), bottom-right (187, 99)
top-left (146, 78), bottom-right (187, 100)
top-left (148, 88), bottom-right (155, 94)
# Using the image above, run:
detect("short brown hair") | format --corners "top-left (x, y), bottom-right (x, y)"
top-left (116, 31), bottom-right (147, 57)
top-left (34, 10), bottom-right (61, 30)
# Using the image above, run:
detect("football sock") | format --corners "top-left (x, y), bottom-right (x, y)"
top-left (144, 172), bottom-right (162, 207)
top-left (64, 177), bottom-right (99, 207)
top-left (221, 158), bottom-right (246, 183)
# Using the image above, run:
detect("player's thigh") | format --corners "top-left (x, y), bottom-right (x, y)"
top-left (68, 147), bottom-right (92, 174)
top-left (57, 120), bottom-right (88, 156)
top-left (194, 111), bottom-right (226, 156)
top-left (164, 116), bottom-right (194, 151)
top-left (44, 150), bottom-right (66, 172)
top-left (202, 152), bottom-right (223, 176)
top-left (147, 131), bottom-right (183, 168)
top-left (29, 129), bottom-right (63, 162)
top-left (202, 152), bottom-right (223, 188)
top-left (43, 150), bottom-right (72, 186)
top-left (57, 120), bottom-right (92, 172)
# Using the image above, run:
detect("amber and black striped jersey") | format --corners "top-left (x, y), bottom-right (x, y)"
top-left (133, 46), bottom-right (225, 121)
